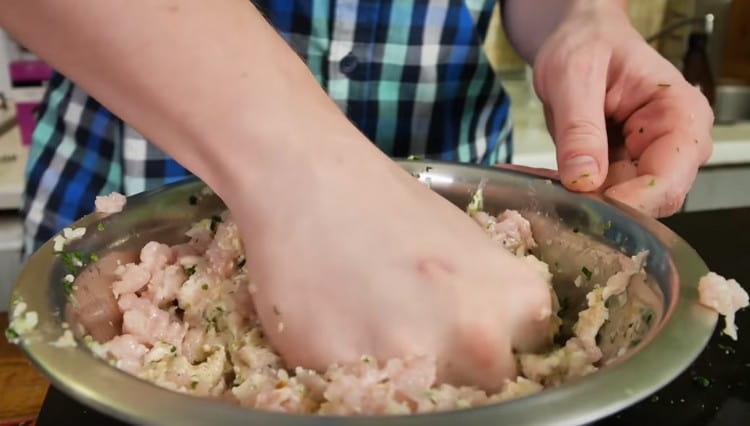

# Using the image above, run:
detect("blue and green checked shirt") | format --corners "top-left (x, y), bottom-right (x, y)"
top-left (23, 0), bottom-right (514, 253)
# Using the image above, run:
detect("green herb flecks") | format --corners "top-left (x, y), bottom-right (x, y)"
top-left (63, 280), bottom-right (75, 298)
top-left (201, 283), bottom-right (208, 291)
top-left (693, 376), bottom-right (710, 388)
top-left (237, 258), bottom-right (246, 269)
top-left (184, 265), bottom-right (196, 276)
top-left (407, 155), bottom-right (421, 161)
top-left (5, 327), bottom-right (19, 340)
top-left (717, 343), bottom-right (735, 355)
top-left (210, 215), bottom-right (223, 233)
top-left (59, 251), bottom-right (97, 275)
top-left (581, 266), bottom-right (593, 281)
top-left (648, 178), bottom-right (656, 187)
top-left (640, 307), bottom-right (654, 326)
top-left (97, 223), bottom-right (105, 232)
top-left (191, 380), bottom-right (198, 390)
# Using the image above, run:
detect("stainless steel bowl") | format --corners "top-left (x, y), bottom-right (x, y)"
top-left (9, 161), bottom-right (718, 426)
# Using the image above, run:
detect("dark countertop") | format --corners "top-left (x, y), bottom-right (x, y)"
top-left (37, 208), bottom-right (750, 426)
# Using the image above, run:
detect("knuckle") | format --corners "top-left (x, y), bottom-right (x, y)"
top-left (557, 119), bottom-right (605, 155)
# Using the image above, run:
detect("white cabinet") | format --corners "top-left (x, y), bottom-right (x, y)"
top-left (685, 166), bottom-right (750, 212)
top-left (0, 213), bottom-right (22, 312)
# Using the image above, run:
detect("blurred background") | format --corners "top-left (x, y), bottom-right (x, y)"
top-left (0, 0), bottom-right (749, 310)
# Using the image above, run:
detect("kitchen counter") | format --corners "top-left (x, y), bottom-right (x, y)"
top-left (33, 207), bottom-right (750, 425)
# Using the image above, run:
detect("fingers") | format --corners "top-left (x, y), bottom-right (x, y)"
top-left (604, 131), bottom-right (704, 217)
top-left (538, 49), bottom-right (610, 192)
top-left (622, 83), bottom-right (714, 163)
top-left (67, 250), bottom-right (139, 341)
top-left (601, 158), bottom-right (637, 192)
top-left (442, 324), bottom-right (515, 391)
top-left (604, 83), bottom-right (714, 217)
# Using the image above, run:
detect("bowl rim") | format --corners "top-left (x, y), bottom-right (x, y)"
top-left (10, 161), bottom-right (718, 426)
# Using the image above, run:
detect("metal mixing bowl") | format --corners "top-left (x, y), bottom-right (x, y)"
top-left (9, 161), bottom-right (718, 426)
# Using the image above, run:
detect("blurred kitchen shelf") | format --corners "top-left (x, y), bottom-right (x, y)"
top-left (0, 104), bottom-right (27, 211)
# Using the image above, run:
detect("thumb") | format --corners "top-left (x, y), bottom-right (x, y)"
top-left (542, 60), bottom-right (609, 192)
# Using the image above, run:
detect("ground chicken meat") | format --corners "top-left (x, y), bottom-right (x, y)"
top-left (95, 192), bottom-right (127, 214)
top-left (698, 272), bottom-right (749, 340)
top-left (58, 204), bottom-right (704, 415)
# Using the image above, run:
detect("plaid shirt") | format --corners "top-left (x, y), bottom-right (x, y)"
top-left (23, 0), bottom-right (513, 254)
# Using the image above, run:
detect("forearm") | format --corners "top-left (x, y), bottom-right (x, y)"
top-left (502, 0), bottom-right (627, 64)
top-left (0, 1), bottom-right (370, 221)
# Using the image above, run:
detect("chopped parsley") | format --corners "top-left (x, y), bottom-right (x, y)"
top-left (97, 223), bottom-right (105, 232)
top-left (717, 343), bottom-right (735, 355)
top-left (60, 252), bottom-right (84, 274)
top-left (648, 178), bottom-right (656, 187)
top-left (63, 280), bottom-right (75, 297)
top-left (5, 327), bottom-right (19, 340)
top-left (210, 215), bottom-right (223, 233)
top-left (188, 195), bottom-right (198, 205)
top-left (170, 345), bottom-right (177, 353)
top-left (59, 251), bottom-right (98, 274)
top-left (190, 380), bottom-right (198, 390)
top-left (693, 376), bottom-right (710, 388)
top-left (581, 266), bottom-right (593, 280)
top-left (201, 283), bottom-right (208, 291)
top-left (642, 310), bottom-right (654, 326)
top-left (184, 265), bottom-right (196, 276)
top-left (237, 258), bottom-right (246, 268)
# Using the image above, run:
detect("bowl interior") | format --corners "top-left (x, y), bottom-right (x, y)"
top-left (10, 161), bottom-right (717, 426)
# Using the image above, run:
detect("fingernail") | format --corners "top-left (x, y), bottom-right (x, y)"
top-left (563, 155), bottom-right (599, 187)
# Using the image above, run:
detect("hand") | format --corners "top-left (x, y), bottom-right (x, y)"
top-left (232, 144), bottom-right (552, 391)
top-left (531, 1), bottom-right (713, 217)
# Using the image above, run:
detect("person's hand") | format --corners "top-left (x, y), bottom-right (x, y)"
top-left (531, 1), bottom-right (713, 217)
top-left (232, 144), bottom-right (552, 391)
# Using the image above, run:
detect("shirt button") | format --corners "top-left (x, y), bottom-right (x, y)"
top-left (339, 52), bottom-right (358, 75)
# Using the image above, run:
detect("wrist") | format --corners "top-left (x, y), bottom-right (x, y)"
top-left (203, 98), bottom-right (392, 234)
top-left (504, 0), bottom-right (628, 64)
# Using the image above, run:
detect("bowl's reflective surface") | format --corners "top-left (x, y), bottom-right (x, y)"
top-left (10, 161), bottom-right (717, 426)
